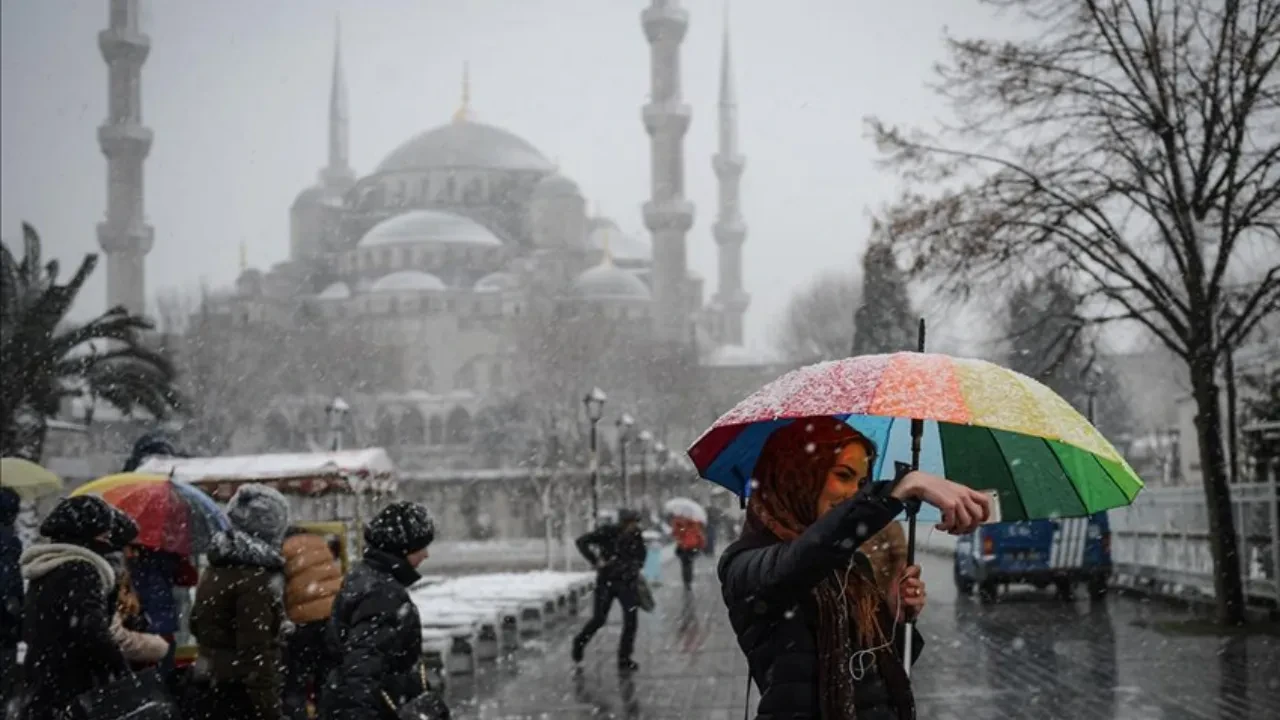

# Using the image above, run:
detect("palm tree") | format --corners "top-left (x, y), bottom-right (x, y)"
top-left (1, 223), bottom-right (181, 459)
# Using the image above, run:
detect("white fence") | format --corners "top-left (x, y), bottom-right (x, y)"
top-left (1110, 480), bottom-right (1280, 606)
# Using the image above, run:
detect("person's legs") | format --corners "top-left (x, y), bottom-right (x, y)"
top-left (0, 643), bottom-right (18, 717)
top-left (282, 624), bottom-right (318, 720)
top-left (680, 551), bottom-right (694, 588)
top-left (616, 583), bottom-right (640, 669)
top-left (572, 581), bottom-right (616, 663)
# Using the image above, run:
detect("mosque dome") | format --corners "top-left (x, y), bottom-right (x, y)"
top-left (587, 218), bottom-right (650, 262)
top-left (531, 173), bottom-right (582, 201)
top-left (370, 270), bottom-right (448, 293)
top-left (317, 281), bottom-right (351, 300)
top-left (474, 271), bottom-right (518, 293)
top-left (361, 210), bottom-right (503, 248)
top-left (376, 119), bottom-right (554, 174)
top-left (291, 185), bottom-right (327, 209)
top-left (573, 260), bottom-right (651, 301)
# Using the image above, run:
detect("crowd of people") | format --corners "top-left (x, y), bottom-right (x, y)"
top-left (0, 483), bottom-right (445, 720)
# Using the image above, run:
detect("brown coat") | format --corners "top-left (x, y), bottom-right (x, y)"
top-left (282, 533), bottom-right (342, 625)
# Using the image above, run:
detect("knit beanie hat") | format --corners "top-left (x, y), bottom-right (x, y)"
top-left (225, 483), bottom-right (290, 548)
top-left (40, 495), bottom-right (138, 548)
top-left (364, 501), bottom-right (435, 556)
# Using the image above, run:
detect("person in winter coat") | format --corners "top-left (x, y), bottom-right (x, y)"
top-left (718, 420), bottom-right (991, 720)
top-left (281, 528), bottom-right (343, 720)
top-left (671, 516), bottom-right (706, 590)
top-left (320, 502), bottom-right (438, 720)
top-left (15, 495), bottom-right (139, 720)
top-left (121, 431), bottom-right (182, 472)
top-left (571, 508), bottom-right (647, 672)
top-left (112, 558), bottom-right (171, 668)
top-left (188, 484), bottom-right (291, 720)
top-left (126, 546), bottom-right (198, 681)
top-left (1, 487), bottom-right (24, 715)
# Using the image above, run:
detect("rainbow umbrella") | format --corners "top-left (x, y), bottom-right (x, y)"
top-left (71, 473), bottom-right (229, 555)
top-left (688, 352), bottom-right (1144, 523)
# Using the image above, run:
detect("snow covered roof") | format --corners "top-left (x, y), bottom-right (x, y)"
top-left (704, 343), bottom-right (782, 368)
top-left (137, 448), bottom-right (397, 483)
top-left (370, 270), bottom-right (447, 293)
top-left (361, 209), bottom-right (503, 248)
top-left (573, 260), bottom-right (651, 301)
top-left (473, 271), bottom-right (517, 293)
top-left (317, 281), bottom-right (351, 300)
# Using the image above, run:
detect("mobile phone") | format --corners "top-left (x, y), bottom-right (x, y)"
top-left (980, 489), bottom-right (1003, 525)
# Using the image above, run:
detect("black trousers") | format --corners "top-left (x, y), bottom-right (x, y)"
top-left (1, 643), bottom-right (19, 717)
top-left (676, 549), bottom-right (697, 588)
top-left (282, 621), bottom-right (330, 720)
top-left (573, 577), bottom-right (638, 661)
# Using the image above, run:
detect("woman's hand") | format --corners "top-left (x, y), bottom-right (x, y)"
top-left (896, 564), bottom-right (926, 621)
top-left (890, 471), bottom-right (992, 535)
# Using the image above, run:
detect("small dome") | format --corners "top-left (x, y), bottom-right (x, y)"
top-left (531, 173), bottom-right (582, 201)
top-left (587, 219), bottom-right (650, 261)
top-left (474, 271), bottom-right (518, 293)
top-left (317, 281), bottom-right (351, 300)
top-left (361, 210), bottom-right (503, 248)
top-left (370, 270), bottom-right (447, 293)
top-left (573, 261), bottom-right (651, 301)
top-left (291, 185), bottom-right (326, 209)
top-left (376, 119), bottom-right (554, 173)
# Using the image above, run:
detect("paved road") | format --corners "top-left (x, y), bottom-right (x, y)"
top-left (445, 550), bottom-right (1280, 719)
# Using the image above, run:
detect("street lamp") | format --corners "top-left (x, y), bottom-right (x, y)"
top-left (583, 388), bottom-right (607, 527)
top-left (325, 396), bottom-right (351, 451)
top-left (616, 413), bottom-right (635, 507)
top-left (637, 429), bottom-right (653, 511)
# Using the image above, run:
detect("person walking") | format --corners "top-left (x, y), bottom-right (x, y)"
top-left (718, 420), bottom-right (990, 720)
top-left (571, 508), bottom-right (647, 672)
top-left (320, 501), bottom-right (442, 720)
top-left (671, 516), bottom-right (706, 590)
top-left (14, 496), bottom-right (138, 720)
top-left (188, 484), bottom-right (291, 720)
top-left (1, 487), bottom-right (25, 716)
top-left (281, 528), bottom-right (343, 720)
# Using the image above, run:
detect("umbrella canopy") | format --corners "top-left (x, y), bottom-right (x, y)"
top-left (688, 352), bottom-right (1143, 522)
top-left (71, 473), bottom-right (229, 555)
top-left (0, 457), bottom-right (63, 500)
top-left (662, 497), bottom-right (708, 524)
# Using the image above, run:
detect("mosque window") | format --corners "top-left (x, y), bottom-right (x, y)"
top-left (429, 416), bottom-right (444, 445)
top-left (454, 361), bottom-right (477, 391)
top-left (446, 407), bottom-right (473, 444)
top-left (400, 408), bottom-right (426, 446)
top-left (374, 412), bottom-right (397, 448)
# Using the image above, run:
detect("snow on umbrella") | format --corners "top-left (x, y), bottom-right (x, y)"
top-left (70, 472), bottom-right (230, 555)
top-left (662, 497), bottom-right (708, 524)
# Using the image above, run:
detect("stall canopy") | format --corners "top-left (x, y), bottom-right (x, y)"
top-left (138, 448), bottom-right (397, 502)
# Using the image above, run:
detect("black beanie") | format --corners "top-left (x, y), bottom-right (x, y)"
top-left (40, 495), bottom-right (138, 548)
top-left (364, 501), bottom-right (435, 556)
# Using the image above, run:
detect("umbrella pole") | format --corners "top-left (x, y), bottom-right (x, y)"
top-left (902, 317), bottom-right (926, 677)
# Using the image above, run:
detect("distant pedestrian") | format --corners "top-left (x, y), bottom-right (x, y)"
top-left (15, 495), bottom-right (138, 720)
top-left (281, 528), bottom-right (343, 720)
top-left (1, 487), bottom-right (24, 716)
top-left (188, 484), bottom-right (291, 720)
top-left (671, 516), bottom-right (706, 590)
top-left (320, 502), bottom-right (446, 720)
top-left (571, 508), bottom-right (647, 672)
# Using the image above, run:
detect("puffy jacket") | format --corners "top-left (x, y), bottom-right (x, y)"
top-left (575, 524), bottom-right (646, 584)
top-left (190, 530), bottom-right (287, 720)
top-left (320, 549), bottom-right (428, 720)
top-left (283, 533), bottom-right (343, 624)
top-left (718, 483), bottom-right (923, 720)
top-left (672, 518), bottom-right (706, 552)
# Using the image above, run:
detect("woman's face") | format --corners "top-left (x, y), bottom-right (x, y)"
top-left (815, 442), bottom-right (872, 519)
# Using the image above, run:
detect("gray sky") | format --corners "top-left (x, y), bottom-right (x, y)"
top-left (1, 0), bottom-right (1003, 350)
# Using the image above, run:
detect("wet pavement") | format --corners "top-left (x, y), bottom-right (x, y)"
top-left (445, 550), bottom-right (1280, 719)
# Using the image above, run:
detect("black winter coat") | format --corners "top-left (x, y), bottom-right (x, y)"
top-left (575, 524), bottom-right (646, 585)
top-left (718, 483), bottom-right (924, 720)
top-left (17, 543), bottom-right (129, 720)
top-left (320, 549), bottom-right (429, 720)
top-left (0, 524), bottom-right (22, 647)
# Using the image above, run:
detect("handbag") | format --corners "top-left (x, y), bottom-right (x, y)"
top-left (64, 668), bottom-right (178, 720)
top-left (380, 663), bottom-right (451, 720)
top-left (635, 577), bottom-right (656, 613)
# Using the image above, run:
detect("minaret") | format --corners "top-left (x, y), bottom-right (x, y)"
top-left (453, 62), bottom-right (474, 124)
top-left (97, 0), bottom-right (153, 315)
top-left (319, 17), bottom-right (354, 192)
top-left (641, 0), bottom-right (696, 344)
top-left (712, 7), bottom-right (749, 345)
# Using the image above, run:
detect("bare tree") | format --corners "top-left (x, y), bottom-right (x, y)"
top-left (871, 0), bottom-right (1280, 623)
top-left (775, 270), bottom-right (862, 363)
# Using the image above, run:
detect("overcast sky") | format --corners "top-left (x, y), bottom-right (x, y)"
top-left (1, 0), bottom-right (1010, 352)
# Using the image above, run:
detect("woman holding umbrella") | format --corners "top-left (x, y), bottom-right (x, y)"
top-left (717, 420), bottom-right (990, 720)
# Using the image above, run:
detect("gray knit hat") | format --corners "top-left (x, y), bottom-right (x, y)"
top-left (225, 484), bottom-right (290, 548)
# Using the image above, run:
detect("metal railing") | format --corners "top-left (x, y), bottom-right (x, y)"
top-left (1110, 477), bottom-right (1279, 606)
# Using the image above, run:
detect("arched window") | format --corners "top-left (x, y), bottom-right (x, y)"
top-left (264, 413), bottom-right (292, 451)
top-left (401, 407), bottom-right (426, 446)
top-left (374, 411), bottom-right (397, 448)
top-left (428, 416), bottom-right (444, 446)
top-left (453, 360), bottom-right (478, 392)
top-left (445, 407), bottom-right (472, 445)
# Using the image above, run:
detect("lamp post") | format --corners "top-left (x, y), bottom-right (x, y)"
top-left (583, 388), bottom-right (607, 527)
top-left (325, 396), bottom-right (351, 452)
top-left (616, 413), bottom-right (635, 508)
top-left (653, 442), bottom-right (669, 504)
top-left (637, 429), bottom-right (653, 512)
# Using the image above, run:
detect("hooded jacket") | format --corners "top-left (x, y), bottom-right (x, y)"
top-left (282, 533), bottom-right (342, 624)
top-left (18, 543), bottom-right (129, 720)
